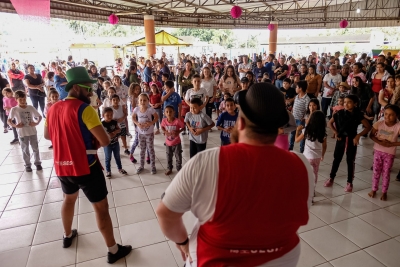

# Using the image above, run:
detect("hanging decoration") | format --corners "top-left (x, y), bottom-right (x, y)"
top-left (339, 19), bottom-right (348, 28)
top-left (108, 14), bottom-right (119, 25)
top-left (267, 24), bottom-right (275, 31)
top-left (10, 0), bottom-right (50, 23)
top-left (230, 6), bottom-right (242, 19)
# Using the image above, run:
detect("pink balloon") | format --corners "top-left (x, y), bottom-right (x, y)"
top-left (108, 14), bottom-right (119, 25)
top-left (268, 24), bottom-right (275, 31)
top-left (339, 19), bottom-right (348, 28)
top-left (230, 6), bottom-right (242, 19)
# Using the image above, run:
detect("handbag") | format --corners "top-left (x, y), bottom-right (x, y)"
top-left (37, 90), bottom-right (46, 97)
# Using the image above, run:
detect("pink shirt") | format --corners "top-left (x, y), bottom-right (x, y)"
top-left (44, 102), bottom-right (54, 117)
top-left (161, 118), bottom-right (185, 146)
top-left (3, 97), bottom-right (18, 115)
top-left (332, 105), bottom-right (345, 114)
top-left (373, 120), bottom-right (400, 155)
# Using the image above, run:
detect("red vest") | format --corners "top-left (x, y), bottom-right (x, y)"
top-left (197, 144), bottom-right (309, 267)
top-left (47, 99), bottom-right (91, 176)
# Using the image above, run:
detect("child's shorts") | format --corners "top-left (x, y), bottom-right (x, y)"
top-left (214, 101), bottom-right (221, 110)
top-left (120, 127), bottom-right (127, 136)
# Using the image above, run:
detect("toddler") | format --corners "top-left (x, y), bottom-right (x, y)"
top-left (219, 92), bottom-right (232, 113)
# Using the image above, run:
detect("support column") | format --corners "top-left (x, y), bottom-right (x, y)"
top-left (144, 15), bottom-right (156, 58)
top-left (268, 21), bottom-right (278, 55)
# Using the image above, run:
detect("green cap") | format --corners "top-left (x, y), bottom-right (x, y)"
top-left (65, 67), bottom-right (97, 92)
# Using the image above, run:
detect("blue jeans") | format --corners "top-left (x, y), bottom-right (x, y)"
top-left (104, 142), bottom-right (122, 172)
top-left (275, 79), bottom-right (283, 89)
top-left (289, 119), bottom-right (305, 153)
top-left (321, 97), bottom-right (332, 118)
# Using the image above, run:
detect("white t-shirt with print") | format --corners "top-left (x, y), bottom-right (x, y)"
top-left (162, 148), bottom-right (314, 266)
top-left (185, 88), bottom-right (208, 113)
top-left (132, 107), bottom-right (156, 135)
top-left (9, 105), bottom-right (41, 137)
top-left (322, 73), bottom-right (342, 98)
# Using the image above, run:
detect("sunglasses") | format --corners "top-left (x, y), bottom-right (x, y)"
top-left (77, 84), bottom-right (92, 92)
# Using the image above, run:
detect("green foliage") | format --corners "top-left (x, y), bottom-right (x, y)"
top-left (319, 27), bottom-right (400, 41)
top-left (56, 19), bottom-right (143, 37)
top-left (173, 28), bottom-right (235, 48)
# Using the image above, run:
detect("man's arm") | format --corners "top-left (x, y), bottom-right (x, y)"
top-left (90, 125), bottom-right (110, 147)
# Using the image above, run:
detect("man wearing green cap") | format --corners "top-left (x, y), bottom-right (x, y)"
top-left (44, 67), bottom-right (132, 263)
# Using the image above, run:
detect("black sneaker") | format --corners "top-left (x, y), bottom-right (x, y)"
top-left (107, 244), bottom-right (132, 264)
top-left (36, 165), bottom-right (43, 171)
top-left (124, 149), bottom-right (130, 155)
top-left (63, 229), bottom-right (77, 248)
top-left (25, 166), bottom-right (32, 172)
top-left (10, 139), bottom-right (19, 145)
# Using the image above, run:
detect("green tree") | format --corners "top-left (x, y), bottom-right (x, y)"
top-left (57, 19), bottom-right (143, 37)
top-left (173, 28), bottom-right (235, 48)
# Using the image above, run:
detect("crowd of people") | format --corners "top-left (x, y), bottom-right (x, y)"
top-left (1, 49), bottom-right (400, 265)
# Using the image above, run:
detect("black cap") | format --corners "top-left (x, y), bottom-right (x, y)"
top-left (236, 83), bottom-right (289, 132)
top-left (241, 77), bottom-right (249, 83)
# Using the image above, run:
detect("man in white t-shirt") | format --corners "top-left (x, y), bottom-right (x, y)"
top-left (322, 64), bottom-right (342, 118)
top-left (238, 55), bottom-right (252, 79)
top-left (156, 83), bottom-right (314, 267)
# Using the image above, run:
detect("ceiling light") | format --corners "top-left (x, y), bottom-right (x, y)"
top-left (356, 8), bottom-right (360, 13)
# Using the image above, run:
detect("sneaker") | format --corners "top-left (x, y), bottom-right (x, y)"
top-left (124, 149), bottom-right (130, 155)
top-left (151, 168), bottom-right (157, 175)
top-left (107, 244), bottom-right (132, 264)
top-left (344, 183), bottom-right (353, 192)
top-left (25, 166), bottom-right (32, 172)
top-left (146, 157), bottom-right (150, 164)
top-left (49, 145), bottom-right (53, 149)
top-left (7, 126), bottom-right (12, 130)
top-left (10, 139), bottom-right (19, 145)
top-left (324, 178), bottom-right (334, 187)
top-left (63, 229), bottom-right (77, 248)
top-left (119, 169), bottom-right (127, 175)
top-left (130, 155), bottom-right (137, 164)
top-left (136, 167), bottom-right (144, 174)
top-left (3, 128), bottom-right (7, 133)
top-left (165, 169), bottom-right (172, 175)
top-left (106, 172), bottom-right (111, 178)
top-left (36, 165), bottom-right (43, 171)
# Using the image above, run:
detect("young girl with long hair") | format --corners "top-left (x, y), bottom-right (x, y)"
top-left (132, 93), bottom-right (158, 174)
top-left (295, 111), bottom-right (327, 201)
top-left (149, 84), bottom-right (163, 134)
top-left (304, 98), bottom-right (321, 125)
top-left (369, 105), bottom-right (400, 201)
top-left (218, 65), bottom-right (240, 95)
top-left (325, 95), bottom-right (371, 192)
top-left (201, 66), bottom-right (217, 120)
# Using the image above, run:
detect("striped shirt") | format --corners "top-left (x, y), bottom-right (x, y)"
top-left (293, 93), bottom-right (310, 120)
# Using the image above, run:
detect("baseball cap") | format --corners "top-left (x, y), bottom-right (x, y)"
top-left (241, 77), bottom-right (249, 83)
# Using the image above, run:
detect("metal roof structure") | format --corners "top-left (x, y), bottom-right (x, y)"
top-left (261, 33), bottom-right (372, 44)
top-left (0, 0), bottom-right (399, 29)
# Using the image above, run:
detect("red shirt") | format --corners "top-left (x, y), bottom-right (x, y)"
top-left (197, 144), bottom-right (309, 267)
top-left (149, 93), bottom-right (161, 107)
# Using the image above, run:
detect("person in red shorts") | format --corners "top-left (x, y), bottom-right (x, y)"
top-left (44, 67), bottom-right (132, 264)
top-left (156, 82), bottom-right (314, 267)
